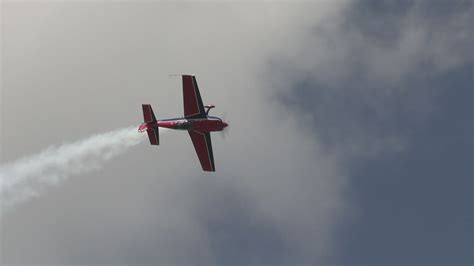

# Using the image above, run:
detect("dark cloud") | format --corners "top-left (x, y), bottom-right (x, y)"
top-left (271, 0), bottom-right (473, 264)
top-left (337, 65), bottom-right (473, 264)
top-left (345, 0), bottom-right (415, 47)
top-left (187, 177), bottom-right (289, 265)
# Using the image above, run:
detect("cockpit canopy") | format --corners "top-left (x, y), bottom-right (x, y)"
top-left (205, 105), bottom-right (215, 115)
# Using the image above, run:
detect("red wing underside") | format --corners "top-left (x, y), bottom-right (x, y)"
top-left (182, 75), bottom-right (206, 118)
top-left (188, 130), bottom-right (215, 172)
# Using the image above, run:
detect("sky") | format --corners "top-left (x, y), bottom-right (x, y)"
top-left (1, 0), bottom-right (472, 265)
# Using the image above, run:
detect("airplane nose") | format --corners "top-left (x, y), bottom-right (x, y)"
top-left (223, 122), bottom-right (228, 128)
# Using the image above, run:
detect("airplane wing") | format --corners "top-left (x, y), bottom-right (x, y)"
top-left (142, 104), bottom-right (159, 145)
top-left (188, 130), bottom-right (215, 172)
top-left (182, 75), bottom-right (206, 119)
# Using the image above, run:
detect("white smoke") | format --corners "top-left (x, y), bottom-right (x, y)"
top-left (0, 126), bottom-right (148, 214)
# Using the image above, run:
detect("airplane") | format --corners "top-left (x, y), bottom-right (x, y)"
top-left (138, 75), bottom-right (228, 172)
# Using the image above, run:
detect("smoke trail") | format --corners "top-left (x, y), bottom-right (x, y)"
top-left (0, 126), bottom-right (147, 214)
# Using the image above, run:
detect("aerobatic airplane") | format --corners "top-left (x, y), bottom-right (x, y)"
top-left (138, 75), bottom-right (228, 172)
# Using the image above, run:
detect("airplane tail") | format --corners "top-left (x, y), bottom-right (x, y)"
top-left (142, 104), bottom-right (159, 145)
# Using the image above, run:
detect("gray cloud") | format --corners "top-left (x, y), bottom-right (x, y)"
top-left (270, 0), bottom-right (473, 161)
top-left (269, 0), bottom-right (473, 264)
top-left (1, 2), bottom-right (349, 265)
top-left (1, 1), bottom-right (472, 265)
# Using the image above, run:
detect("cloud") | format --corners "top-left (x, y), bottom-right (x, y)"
top-left (266, 0), bottom-right (473, 263)
top-left (2, 1), bottom-right (471, 264)
top-left (270, 0), bottom-right (473, 161)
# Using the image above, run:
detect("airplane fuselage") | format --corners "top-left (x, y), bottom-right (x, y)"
top-left (138, 75), bottom-right (227, 171)
top-left (139, 117), bottom-right (227, 133)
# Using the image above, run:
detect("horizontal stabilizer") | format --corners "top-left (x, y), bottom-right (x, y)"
top-left (142, 104), bottom-right (159, 145)
top-left (147, 127), bottom-right (159, 145)
top-left (142, 104), bottom-right (157, 123)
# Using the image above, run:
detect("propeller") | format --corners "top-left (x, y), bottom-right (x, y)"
top-left (220, 112), bottom-right (230, 139)
top-left (220, 124), bottom-right (230, 138)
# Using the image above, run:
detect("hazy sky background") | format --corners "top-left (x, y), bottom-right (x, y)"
top-left (1, 1), bottom-right (472, 265)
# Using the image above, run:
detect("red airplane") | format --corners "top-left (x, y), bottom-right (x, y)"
top-left (138, 75), bottom-right (228, 172)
